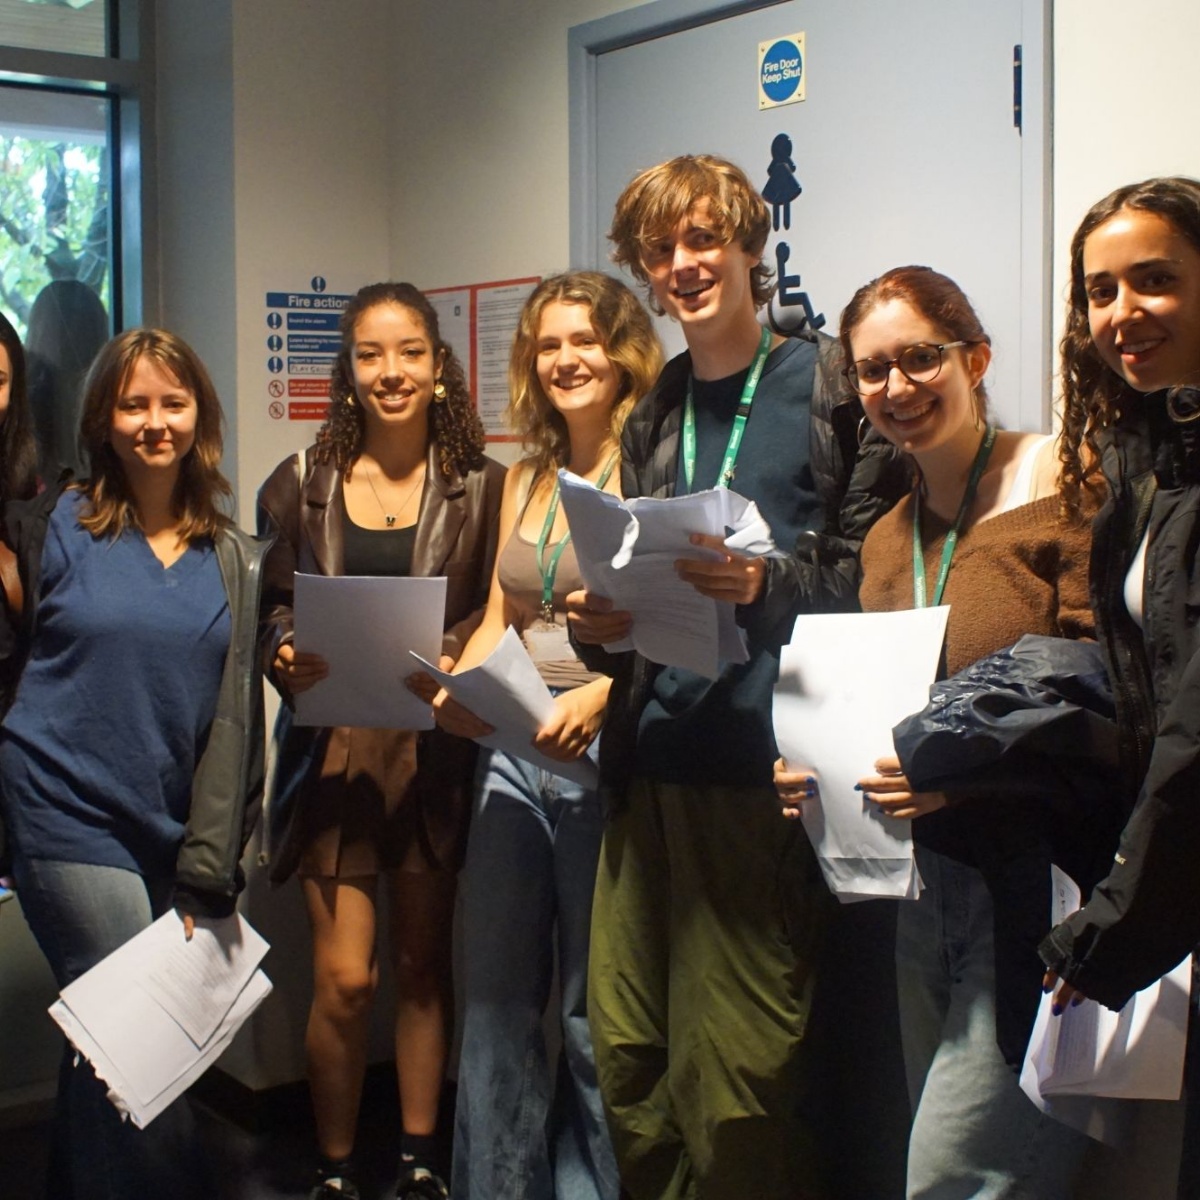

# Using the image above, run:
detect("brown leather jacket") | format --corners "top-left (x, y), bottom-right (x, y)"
top-left (256, 443), bottom-right (504, 881)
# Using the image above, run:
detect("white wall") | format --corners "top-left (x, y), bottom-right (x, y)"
top-left (387, 0), bottom-right (640, 291)
top-left (1051, 0), bottom-right (1200, 389)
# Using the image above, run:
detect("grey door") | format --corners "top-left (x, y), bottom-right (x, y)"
top-left (570, 0), bottom-right (1050, 431)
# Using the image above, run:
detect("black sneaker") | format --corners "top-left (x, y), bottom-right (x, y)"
top-left (309, 1178), bottom-right (361, 1200)
top-left (395, 1165), bottom-right (449, 1200)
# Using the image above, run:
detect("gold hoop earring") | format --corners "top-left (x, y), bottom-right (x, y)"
top-left (433, 381), bottom-right (447, 403)
top-left (345, 391), bottom-right (357, 408)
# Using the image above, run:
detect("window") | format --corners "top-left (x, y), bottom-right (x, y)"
top-left (0, 0), bottom-right (151, 475)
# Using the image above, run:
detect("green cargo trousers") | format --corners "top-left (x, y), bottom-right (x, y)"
top-left (588, 777), bottom-right (831, 1200)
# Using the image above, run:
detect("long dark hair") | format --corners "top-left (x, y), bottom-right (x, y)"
top-left (0, 312), bottom-right (41, 506)
top-left (1058, 176), bottom-right (1200, 518)
top-left (316, 281), bottom-right (485, 480)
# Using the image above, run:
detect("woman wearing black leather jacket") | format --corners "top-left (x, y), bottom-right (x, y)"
top-left (1040, 176), bottom-right (1200, 1195)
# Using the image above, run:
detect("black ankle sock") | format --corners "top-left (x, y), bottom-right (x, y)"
top-left (399, 1131), bottom-right (438, 1169)
top-left (316, 1153), bottom-right (356, 1182)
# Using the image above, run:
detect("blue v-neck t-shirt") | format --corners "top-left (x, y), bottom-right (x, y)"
top-left (0, 490), bottom-right (231, 877)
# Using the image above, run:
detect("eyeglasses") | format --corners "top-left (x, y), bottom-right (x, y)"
top-left (842, 341), bottom-right (973, 396)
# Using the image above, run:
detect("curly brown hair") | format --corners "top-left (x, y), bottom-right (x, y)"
top-left (609, 154), bottom-right (774, 314)
top-left (77, 328), bottom-right (232, 541)
top-left (1058, 177), bottom-right (1200, 519)
top-left (507, 272), bottom-right (662, 477)
top-left (315, 282), bottom-right (485, 480)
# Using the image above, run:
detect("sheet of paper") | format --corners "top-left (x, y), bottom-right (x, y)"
top-left (773, 607), bottom-right (949, 901)
top-left (1019, 865), bottom-right (1189, 1143)
top-left (292, 573), bottom-right (446, 729)
top-left (557, 472), bottom-right (781, 678)
top-left (48, 912), bottom-right (273, 1128)
top-left (412, 626), bottom-right (598, 789)
top-left (136, 914), bottom-right (268, 1046)
top-left (52, 969), bottom-right (272, 1129)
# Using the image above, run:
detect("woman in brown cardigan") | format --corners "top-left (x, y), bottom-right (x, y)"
top-left (258, 282), bottom-right (503, 1200)
top-left (777, 266), bottom-right (1095, 1198)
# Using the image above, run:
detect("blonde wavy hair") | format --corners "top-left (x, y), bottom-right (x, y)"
top-left (506, 272), bottom-right (662, 476)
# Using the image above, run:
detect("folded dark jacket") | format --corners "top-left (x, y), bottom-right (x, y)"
top-left (895, 634), bottom-right (1122, 814)
top-left (891, 635), bottom-right (1128, 1066)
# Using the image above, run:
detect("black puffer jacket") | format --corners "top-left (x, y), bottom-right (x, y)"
top-left (578, 329), bottom-right (909, 797)
top-left (1040, 389), bottom-right (1200, 1009)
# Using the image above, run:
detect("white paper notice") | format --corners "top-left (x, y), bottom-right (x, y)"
top-left (412, 626), bottom-right (598, 789)
top-left (1018, 866), bottom-right (1190, 1143)
top-left (773, 606), bottom-right (949, 902)
top-left (292, 573), bottom-right (446, 729)
top-left (557, 471), bottom-right (784, 678)
top-left (49, 912), bottom-right (272, 1129)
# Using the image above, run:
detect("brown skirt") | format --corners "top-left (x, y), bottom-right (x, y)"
top-left (296, 726), bottom-right (430, 879)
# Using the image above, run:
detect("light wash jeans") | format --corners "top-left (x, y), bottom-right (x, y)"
top-left (13, 856), bottom-right (209, 1200)
top-left (451, 742), bottom-right (617, 1200)
top-left (897, 844), bottom-right (1087, 1200)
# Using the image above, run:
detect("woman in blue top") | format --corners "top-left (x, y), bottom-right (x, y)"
top-left (0, 328), bottom-right (270, 1200)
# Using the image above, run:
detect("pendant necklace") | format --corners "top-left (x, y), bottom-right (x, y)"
top-left (365, 460), bottom-right (426, 528)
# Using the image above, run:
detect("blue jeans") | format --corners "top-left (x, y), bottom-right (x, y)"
top-left (897, 845), bottom-right (1087, 1200)
top-left (13, 856), bottom-right (209, 1200)
top-left (452, 743), bottom-right (618, 1200)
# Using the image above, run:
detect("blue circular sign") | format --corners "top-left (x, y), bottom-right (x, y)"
top-left (267, 312), bottom-right (282, 329)
top-left (268, 356), bottom-right (284, 374)
top-left (267, 334), bottom-right (283, 352)
top-left (311, 276), bottom-right (326, 293)
top-left (761, 39), bottom-right (802, 104)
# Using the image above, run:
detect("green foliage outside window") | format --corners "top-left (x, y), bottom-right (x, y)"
top-left (0, 135), bottom-right (109, 336)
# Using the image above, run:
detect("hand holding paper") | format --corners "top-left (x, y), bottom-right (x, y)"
top-left (556, 470), bottom-right (783, 678)
top-left (413, 627), bottom-right (598, 788)
top-left (772, 607), bottom-right (949, 901)
top-left (292, 573), bottom-right (447, 729)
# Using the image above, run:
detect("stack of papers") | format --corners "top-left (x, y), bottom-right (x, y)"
top-left (1019, 866), bottom-right (1190, 1144)
top-left (50, 911), bottom-right (272, 1129)
top-left (413, 626), bottom-right (598, 788)
top-left (772, 607), bottom-right (949, 901)
top-left (556, 471), bottom-right (783, 679)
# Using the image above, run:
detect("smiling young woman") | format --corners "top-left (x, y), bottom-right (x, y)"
top-left (257, 281), bottom-right (504, 1200)
top-left (1042, 177), bottom-right (1200, 1198)
top-left (778, 265), bottom-right (1097, 1198)
top-left (431, 272), bottom-right (661, 1200)
top-left (0, 328), bottom-right (269, 1200)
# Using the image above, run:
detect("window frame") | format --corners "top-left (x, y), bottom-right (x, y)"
top-left (0, 0), bottom-right (156, 328)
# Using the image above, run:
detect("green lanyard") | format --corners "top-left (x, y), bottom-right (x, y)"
top-left (912, 424), bottom-right (996, 608)
top-left (681, 325), bottom-right (773, 493)
top-left (536, 451), bottom-right (618, 621)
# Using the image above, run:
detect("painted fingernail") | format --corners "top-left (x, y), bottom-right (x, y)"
top-left (852, 783), bottom-right (863, 792)
top-left (1051, 1003), bottom-right (1063, 1017)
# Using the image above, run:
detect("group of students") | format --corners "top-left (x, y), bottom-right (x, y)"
top-left (0, 152), bottom-right (1197, 1200)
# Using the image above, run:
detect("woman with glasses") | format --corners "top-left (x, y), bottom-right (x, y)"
top-left (776, 266), bottom-right (1094, 1197)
